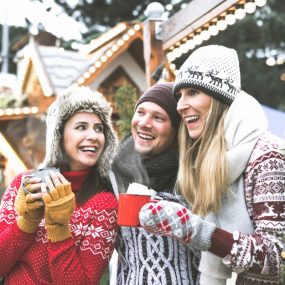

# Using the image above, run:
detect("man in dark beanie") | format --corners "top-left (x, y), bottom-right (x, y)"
top-left (108, 82), bottom-right (200, 285)
top-left (135, 82), bottom-right (180, 131)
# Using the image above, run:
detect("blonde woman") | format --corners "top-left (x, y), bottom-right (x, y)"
top-left (139, 45), bottom-right (285, 285)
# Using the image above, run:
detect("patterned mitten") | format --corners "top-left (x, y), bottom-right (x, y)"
top-left (42, 183), bottom-right (75, 242)
top-left (15, 181), bottom-right (44, 233)
top-left (139, 200), bottom-right (216, 251)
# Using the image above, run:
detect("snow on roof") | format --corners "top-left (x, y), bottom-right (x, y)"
top-left (38, 45), bottom-right (89, 95)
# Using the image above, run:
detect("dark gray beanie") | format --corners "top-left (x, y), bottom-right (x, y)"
top-left (135, 82), bottom-right (181, 130)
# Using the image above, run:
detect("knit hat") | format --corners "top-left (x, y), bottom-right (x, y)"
top-left (173, 45), bottom-right (241, 105)
top-left (135, 82), bottom-right (181, 130)
top-left (41, 86), bottom-right (118, 176)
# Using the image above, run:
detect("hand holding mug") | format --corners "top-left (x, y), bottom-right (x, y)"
top-left (15, 175), bottom-right (45, 233)
top-left (41, 171), bottom-right (75, 242)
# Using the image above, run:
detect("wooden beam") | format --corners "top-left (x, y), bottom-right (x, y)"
top-left (161, 0), bottom-right (240, 51)
top-left (143, 19), bottom-right (166, 87)
top-left (0, 113), bottom-right (39, 121)
top-left (0, 133), bottom-right (27, 171)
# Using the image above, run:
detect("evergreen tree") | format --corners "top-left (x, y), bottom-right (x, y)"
top-left (114, 83), bottom-right (138, 139)
top-left (1, 0), bottom-right (284, 110)
top-left (52, 0), bottom-right (187, 31)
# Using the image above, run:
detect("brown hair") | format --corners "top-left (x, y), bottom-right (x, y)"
top-left (59, 121), bottom-right (110, 204)
top-left (76, 167), bottom-right (108, 204)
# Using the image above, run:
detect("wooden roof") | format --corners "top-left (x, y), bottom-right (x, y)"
top-left (0, 21), bottom-right (146, 171)
top-left (161, 0), bottom-right (240, 51)
top-left (75, 22), bottom-right (144, 86)
top-left (15, 22), bottom-right (145, 95)
top-left (17, 38), bottom-right (89, 97)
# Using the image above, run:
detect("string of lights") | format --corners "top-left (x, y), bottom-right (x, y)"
top-left (166, 0), bottom-right (268, 73)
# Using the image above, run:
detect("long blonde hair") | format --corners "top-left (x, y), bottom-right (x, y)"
top-left (177, 98), bottom-right (229, 216)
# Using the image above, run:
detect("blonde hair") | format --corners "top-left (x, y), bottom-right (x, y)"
top-left (177, 99), bottom-right (229, 216)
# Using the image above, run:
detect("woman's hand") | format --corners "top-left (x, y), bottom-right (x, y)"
top-left (15, 175), bottom-right (45, 233)
top-left (41, 171), bottom-right (75, 242)
top-left (139, 200), bottom-right (216, 251)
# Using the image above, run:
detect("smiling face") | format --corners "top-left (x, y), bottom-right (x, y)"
top-left (131, 101), bottom-right (176, 157)
top-left (63, 112), bottom-right (105, 171)
top-left (176, 87), bottom-right (212, 139)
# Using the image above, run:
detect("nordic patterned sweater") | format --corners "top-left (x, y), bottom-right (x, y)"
top-left (209, 133), bottom-right (285, 284)
top-left (0, 168), bottom-right (118, 285)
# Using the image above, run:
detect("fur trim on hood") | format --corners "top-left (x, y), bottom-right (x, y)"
top-left (41, 86), bottom-right (118, 176)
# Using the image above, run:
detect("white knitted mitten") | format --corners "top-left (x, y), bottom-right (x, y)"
top-left (139, 200), bottom-right (216, 251)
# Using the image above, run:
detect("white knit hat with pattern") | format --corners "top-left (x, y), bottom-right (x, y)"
top-left (173, 45), bottom-right (241, 104)
top-left (41, 86), bottom-right (118, 176)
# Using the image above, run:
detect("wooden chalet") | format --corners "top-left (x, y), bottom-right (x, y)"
top-left (0, 20), bottom-right (163, 188)
top-left (0, 0), bottom-right (270, 191)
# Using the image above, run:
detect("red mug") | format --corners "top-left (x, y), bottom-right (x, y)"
top-left (117, 193), bottom-right (152, 227)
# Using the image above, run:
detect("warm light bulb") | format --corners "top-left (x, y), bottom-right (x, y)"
top-left (276, 54), bottom-right (285, 65)
top-left (193, 33), bottom-right (203, 45)
top-left (266, 57), bottom-right (275, 66)
top-left (169, 63), bottom-right (176, 70)
top-left (235, 7), bottom-right (246, 20)
top-left (255, 0), bottom-right (267, 7)
top-left (180, 43), bottom-right (189, 54)
top-left (201, 29), bottom-right (211, 41)
top-left (245, 1), bottom-right (256, 13)
top-left (167, 51), bottom-right (175, 62)
top-left (209, 24), bottom-right (219, 36)
top-left (225, 13), bottom-right (236, 25)
top-left (186, 39), bottom-right (196, 50)
top-left (217, 18), bottom-right (227, 31)
top-left (112, 45), bottom-right (119, 52)
top-left (173, 48), bottom-right (182, 60)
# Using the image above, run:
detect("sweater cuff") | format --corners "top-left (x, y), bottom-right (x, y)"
top-left (17, 216), bottom-right (39, 233)
top-left (209, 228), bottom-right (234, 258)
top-left (47, 224), bottom-right (71, 242)
top-left (190, 218), bottom-right (216, 251)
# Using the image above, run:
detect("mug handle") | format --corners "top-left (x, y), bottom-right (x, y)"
top-left (150, 196), bottom-right (163, 203)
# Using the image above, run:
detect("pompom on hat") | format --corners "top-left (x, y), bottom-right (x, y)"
top-left (135, 82), bottom-right (181, 130)
top-left (41, 86), bottom-right (118, 176)
top-left (173, 45), bottom-right (241, 105)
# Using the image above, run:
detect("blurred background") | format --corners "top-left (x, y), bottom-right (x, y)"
top-left (0, 0), bottom-right (284, 197)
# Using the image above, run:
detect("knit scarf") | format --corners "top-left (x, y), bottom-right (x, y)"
top-left (199, 91), bottom-right (268, 283)
top-left (112, 134), bottom-right (179, 194)
top-left (62, 168), bottom-right (92, 192)
top-left (111, 136), bottom-right (200, 285)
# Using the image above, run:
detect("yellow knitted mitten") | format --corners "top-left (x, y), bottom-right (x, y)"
top-left (15, 183), bottom-right (44, 233)
top-left (43, 183), bottom-right (75, 242)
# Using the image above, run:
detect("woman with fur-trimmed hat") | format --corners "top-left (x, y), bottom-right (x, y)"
top-left (0, 86), bottom-right (118, 284)
top-left (139, 45), bottom-right (285, 284)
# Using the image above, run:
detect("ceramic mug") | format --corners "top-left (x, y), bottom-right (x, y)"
top-left (117, 183), bottom-right (158, 227)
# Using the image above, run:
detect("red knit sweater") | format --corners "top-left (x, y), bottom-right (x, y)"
top-left (0, 169), bottom-right (118, 284)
